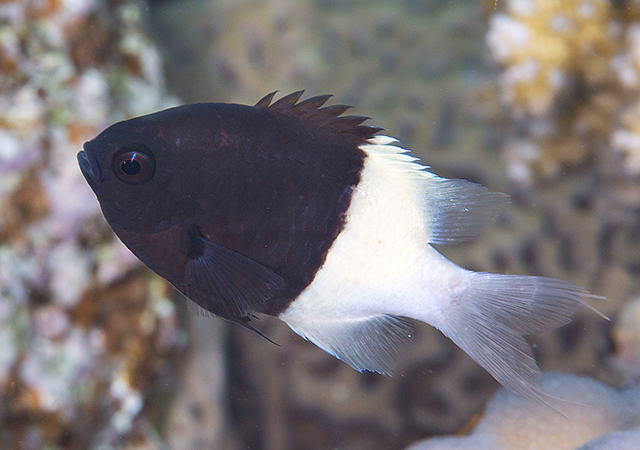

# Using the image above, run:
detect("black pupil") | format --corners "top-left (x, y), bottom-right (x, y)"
top-left (121, 156), bottom-right (141, 175)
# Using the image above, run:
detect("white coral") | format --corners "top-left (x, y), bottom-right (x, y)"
top-left (406, 373), bottom-right (640, 450)
top-left (487, 14), bottom-right (531, 62)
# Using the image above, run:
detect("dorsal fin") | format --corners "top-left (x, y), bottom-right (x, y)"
top-left (255, 91), bottom-right (383, 144)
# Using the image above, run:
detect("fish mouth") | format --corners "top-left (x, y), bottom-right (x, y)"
top-left (77, 144), bottom-right (103, 188)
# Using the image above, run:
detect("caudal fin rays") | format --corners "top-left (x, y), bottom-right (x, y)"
top-left (437, 273), bottom-right (603, 404)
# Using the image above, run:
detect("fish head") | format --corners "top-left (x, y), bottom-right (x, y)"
top-left (77, 109), bottom-right (204, 235)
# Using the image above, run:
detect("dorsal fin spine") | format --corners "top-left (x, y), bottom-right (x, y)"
top-left (271, 91), bottom-right (305, 109)
top-left (254, 91), bottom-right (277, 108)
top-left (255, 91), bottom-right (381, 144)
top-left (296, 94), bottom-right (333, 111)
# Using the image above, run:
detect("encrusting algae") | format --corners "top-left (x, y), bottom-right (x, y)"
top-left (0, 0), bottom-right (182, 448)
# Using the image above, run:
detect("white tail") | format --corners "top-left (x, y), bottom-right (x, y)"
top-left (436, 273), bottom-right (605, 403)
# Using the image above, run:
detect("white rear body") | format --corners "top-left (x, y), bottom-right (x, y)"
top-left (280, 136), bottom-right (595, 403)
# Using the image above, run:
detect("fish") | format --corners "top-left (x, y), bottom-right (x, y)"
top-left (77, 91), bottom-right (604, 403)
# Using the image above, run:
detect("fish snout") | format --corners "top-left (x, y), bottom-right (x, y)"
top-left (77, 144), bottom-right (103, 186)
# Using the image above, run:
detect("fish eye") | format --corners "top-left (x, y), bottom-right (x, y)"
top-left (112, 143), bottom-right (155, 185)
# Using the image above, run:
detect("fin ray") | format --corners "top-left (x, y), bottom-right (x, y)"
top-left (438, 273), bottom-right (598, 402)
top-left (423, 177), bottom-right (510, 244)
top-left (186, 299), bottom-right (280, 345)
top-left (255, 91), bottom-right (381, 143)
top-left (361, 137), bottom-right (509, 244)
top-left (181, 234), bottom-right (285, 317)
top-left (284, 314), bottom-right (413, 375)
top-left (254, 91), bottom-right (278, 108)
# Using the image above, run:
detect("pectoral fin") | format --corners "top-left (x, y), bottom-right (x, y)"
top-left (181, 232), bottom-right (285, 317)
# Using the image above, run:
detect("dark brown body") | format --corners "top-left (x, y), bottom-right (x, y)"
top-left (79, 93), bottom-right (375, 320)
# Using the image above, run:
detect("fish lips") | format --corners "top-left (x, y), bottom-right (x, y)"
top-left (77, 144), bottom-right (103, 189)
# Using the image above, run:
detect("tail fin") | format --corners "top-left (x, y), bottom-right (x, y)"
top-left (437, 273), bottom-right (604, 403)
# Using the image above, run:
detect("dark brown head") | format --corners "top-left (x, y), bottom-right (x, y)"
top-left (78, 105), bottom-right (226, 234)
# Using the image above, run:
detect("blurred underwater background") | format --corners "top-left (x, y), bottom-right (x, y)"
top-left (2, 0), bottom-right (640, 448)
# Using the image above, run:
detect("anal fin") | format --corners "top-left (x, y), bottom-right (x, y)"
top-left (283, 314), bottom-right (413, 375)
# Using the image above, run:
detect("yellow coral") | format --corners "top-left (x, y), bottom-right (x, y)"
top-left (485, 0), bottom-right (640, 179)
top-left (488, 0), bottom-right (613, 117)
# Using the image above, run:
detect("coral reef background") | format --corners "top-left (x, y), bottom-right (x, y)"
top-left (0, 1), bottom-right (185, 448)
top-left (2, 0), bottom-right (640, 449)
